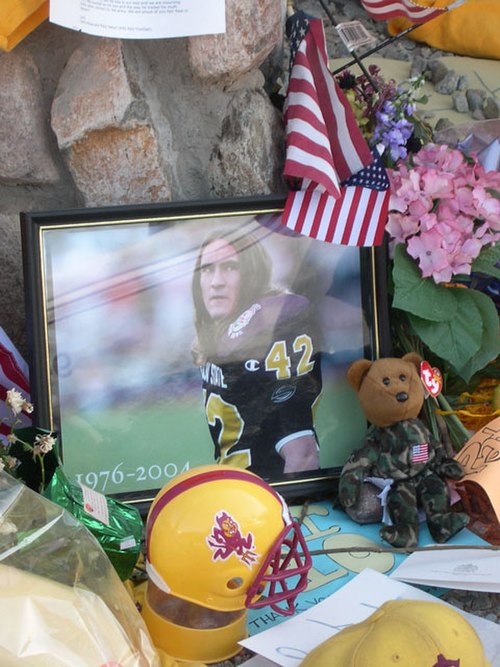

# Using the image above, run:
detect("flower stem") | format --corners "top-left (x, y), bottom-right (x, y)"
top-left (435, 392), bottom-right (472, 450)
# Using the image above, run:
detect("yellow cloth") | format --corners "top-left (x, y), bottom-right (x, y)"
top-left (388, 0), bottom-right (500, 60)
top-left (0, 0), bottom-right (48, 52)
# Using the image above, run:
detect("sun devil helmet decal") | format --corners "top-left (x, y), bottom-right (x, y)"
top-left (433, 656), bottom-right (460, 667)
top-left (206, 510), bottom-right (259, 568)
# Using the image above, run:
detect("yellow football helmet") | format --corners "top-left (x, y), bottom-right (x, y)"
top-left (142, 465), bottom-right (311, 662)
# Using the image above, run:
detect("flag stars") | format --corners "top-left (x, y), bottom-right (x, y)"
top-left (282, 15), bottom-right (390, 246)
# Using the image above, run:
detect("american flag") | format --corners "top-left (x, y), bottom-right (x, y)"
top-left (283, 149), bottom-right (390, 246)
top-left (0, 326), bottom-right (31, 443)
top-left (411, 442), bottom-right (429, 463)
top-left (359, 0), bottom-right (462, 24)
top-left (282, 13), bottom-right (390, 247)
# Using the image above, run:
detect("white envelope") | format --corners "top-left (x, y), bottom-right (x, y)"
top-left (390, 547), bottom-right (500, 593)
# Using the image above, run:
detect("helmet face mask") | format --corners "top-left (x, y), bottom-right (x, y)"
top-left (142, 465), bottom-right (312, 662)
top-left (246, 520), bottom-right (312, 615)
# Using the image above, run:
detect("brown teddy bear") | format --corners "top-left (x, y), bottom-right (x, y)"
top-left (338, 352), bottom-right (469, 548)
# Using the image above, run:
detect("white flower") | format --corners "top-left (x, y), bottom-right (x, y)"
top-left (0, 456), bottom-right (16, 472)
top-left (5, 389), bottom-right (33, 416)
top-left (33, 433), bottom-right (55, 455)
top-left (6, 456), bottom-right (17, 470)
top-left (6, 433), bottom-right (17, 445)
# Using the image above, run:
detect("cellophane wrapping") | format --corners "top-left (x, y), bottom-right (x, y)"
top-left (43, 465), bottom-right (143, 580)
top-left (0, 471), bottom-right (161, 666)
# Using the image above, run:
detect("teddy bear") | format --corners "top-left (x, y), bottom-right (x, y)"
top-left (338, 352), bottom-right (469, 548)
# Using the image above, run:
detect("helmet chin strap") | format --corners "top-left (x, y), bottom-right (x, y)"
top-left (145, 560), bottom-right (172, 595)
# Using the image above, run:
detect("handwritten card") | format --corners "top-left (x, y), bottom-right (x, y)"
top-left (455, 415), bottom-right (500, 520)
top-left (240, 569), bottom-right (500, 667)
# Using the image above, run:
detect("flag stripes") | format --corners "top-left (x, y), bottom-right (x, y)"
top-left (359, 0), bottom-right (453, 23)
top-left (283, 185), bottom-right (389, 246)
top-left (411, 442), bottom-right (430, 463)
top-left (0, 326), bottom-right (31, 441)
top-left (282, 13), bottom-right (390, 247)
top-left (284, 18), bottom-right (373, 192)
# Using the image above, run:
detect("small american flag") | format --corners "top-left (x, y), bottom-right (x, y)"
top-left (283, 149), bottom-right (389, 246)
top-left (282, 13), bottom-right (390, 247)
top-left (411, 442), bottom-right (429, 464)
top-left (359, 0), bottom-right (463, 24)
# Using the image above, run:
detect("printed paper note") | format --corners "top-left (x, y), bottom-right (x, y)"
top-left (50, 0), bottom-right (225, 39)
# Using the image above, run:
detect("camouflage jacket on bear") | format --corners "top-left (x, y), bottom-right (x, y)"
top-left (339, 417), bottom-right (464, 507)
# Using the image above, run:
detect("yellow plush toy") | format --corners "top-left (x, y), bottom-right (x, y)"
top-left (388, 0), bottom-right (500, 60)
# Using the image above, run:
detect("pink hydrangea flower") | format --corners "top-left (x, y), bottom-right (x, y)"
top-left (407, 228), bottom-right (452, 283)
top-left (420, 169), bottom-right (455, 199)
top-left (386, 142), bottom-right (500, 283)
top-left (386, 211), bottom-right (419, 243)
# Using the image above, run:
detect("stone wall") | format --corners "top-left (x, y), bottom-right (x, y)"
top-left (0, 0), bottom-right (287, 358)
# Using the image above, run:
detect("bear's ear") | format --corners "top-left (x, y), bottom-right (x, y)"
top-left (402, 352), bottom-right (423, 370)
top-left (346, 359), bottom-right (373, 391)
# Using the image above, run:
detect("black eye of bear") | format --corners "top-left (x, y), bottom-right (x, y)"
top-left (399, 374), bottom-right (407, 382)
top-left (383, 377), bottom-right (390, 385)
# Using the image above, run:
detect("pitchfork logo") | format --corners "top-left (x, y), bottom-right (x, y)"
top-left (433, 656), bottom-right (460, 667)
top-left (206, 511), bottom-right (259, 568)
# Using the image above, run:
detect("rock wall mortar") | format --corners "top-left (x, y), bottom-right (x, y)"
top-left (0, 0), bottom-right (287, 355)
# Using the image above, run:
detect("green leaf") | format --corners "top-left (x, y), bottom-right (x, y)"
top-left (392, 244), bottom-right (457, 322)
top-left (407, 287), bottom-right (483, 378)
top-left (472, 243), bottom-right (500, 280)
top-left (408, 287), bottom-right (499, 383)
top-left (454, 288), bottom-right (500, 382)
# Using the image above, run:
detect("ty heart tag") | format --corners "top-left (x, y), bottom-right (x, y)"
top-left (420, 361), bottom-right (443, 397)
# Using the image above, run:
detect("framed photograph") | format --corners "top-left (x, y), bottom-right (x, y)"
top-left (21, 195), bottom-right (391, 511)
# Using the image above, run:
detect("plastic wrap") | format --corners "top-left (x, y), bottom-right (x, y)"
top-left (0, 471), bottom-right (161, 666)
top-left (43, 466), bottom-right (143, 580)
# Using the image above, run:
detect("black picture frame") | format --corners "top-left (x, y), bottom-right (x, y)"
top-left (21, 194), bottom-right (391, 512)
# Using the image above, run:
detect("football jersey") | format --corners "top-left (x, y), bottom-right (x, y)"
top-left (200, 293), bottom-right (322, 478)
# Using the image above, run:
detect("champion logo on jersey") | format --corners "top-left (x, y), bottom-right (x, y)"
top-left (228, 303), bottom-right (262, 339)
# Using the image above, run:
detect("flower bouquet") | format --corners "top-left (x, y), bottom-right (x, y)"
top-left (386, 142), bottom-right (499, 381)
top-left (385, 142), bottom-right (500, 445)
top-left (1, 389), bottom-right (143, 579)
top-left (1, 388), bottom-right (57, 492)
top-left (336, 64), bottom-right (432, 167)
top-left (337, 65), bottom-right (500, 448)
